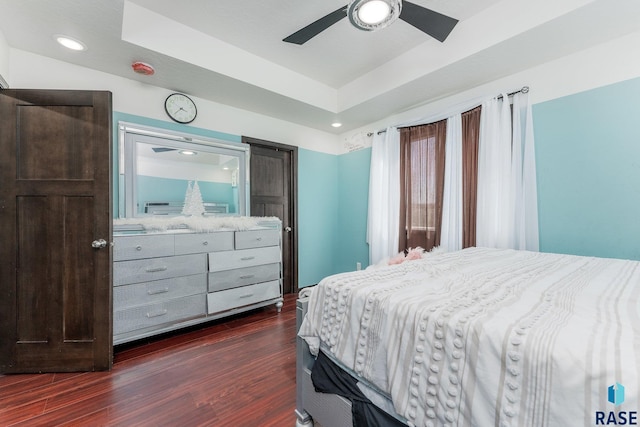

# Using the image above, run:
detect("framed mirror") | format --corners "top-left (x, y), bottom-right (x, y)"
top-left (118, 122), bottom-right (249, 218)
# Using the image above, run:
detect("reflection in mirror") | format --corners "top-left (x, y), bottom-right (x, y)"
top-left (119, 123), bottom-right (249, 218)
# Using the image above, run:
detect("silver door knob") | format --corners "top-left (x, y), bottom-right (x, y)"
top-left (284, 227), bottom-right (292, 232)
top-left (92, 239), bottom-right (108, 249)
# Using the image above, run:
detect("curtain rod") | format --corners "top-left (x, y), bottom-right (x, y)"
top-left (497, 85), bottom-right (529, 100)
top-left (366, 86), bottom-right (530, 137)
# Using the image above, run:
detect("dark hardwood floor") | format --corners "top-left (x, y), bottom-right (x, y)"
top-left (0, 294), bottom-right (297, 426)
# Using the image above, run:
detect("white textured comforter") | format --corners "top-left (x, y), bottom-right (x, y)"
top-left (298, 247), bottom-right (640, 427)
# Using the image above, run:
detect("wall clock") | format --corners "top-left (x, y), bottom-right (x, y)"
top-left (164, 93), bottom-right (197, 124)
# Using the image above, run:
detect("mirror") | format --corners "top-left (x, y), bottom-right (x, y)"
top-left (118, 123), bottom-right (249, 218)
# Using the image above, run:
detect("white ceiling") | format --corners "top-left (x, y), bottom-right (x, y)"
top-left (1, 0), bottom-right (639, 133)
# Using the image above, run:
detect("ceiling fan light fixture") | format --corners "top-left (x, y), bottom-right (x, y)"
top-left (358, 1), bottom-right (390, 24)
top-left (348, 0), bottom-right (402, 31)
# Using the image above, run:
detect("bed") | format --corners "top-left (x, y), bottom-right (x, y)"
top-left (295, 247), bottom-right (640, 427)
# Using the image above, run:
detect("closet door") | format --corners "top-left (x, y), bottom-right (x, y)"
top-left (0, 89), bottom-right (113, 373)
top-left (245, 140), bottom-right (298, 294)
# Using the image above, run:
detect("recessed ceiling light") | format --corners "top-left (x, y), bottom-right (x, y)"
top-left (179, 150), bottom-right (197, 156)
top-left (55, 35), bottom-right (87, 51)
top-left (331, 122), bottom-right (342, 128)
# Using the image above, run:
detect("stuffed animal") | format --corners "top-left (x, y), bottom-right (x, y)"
top-left (388, 247), bottom-right (426, 265)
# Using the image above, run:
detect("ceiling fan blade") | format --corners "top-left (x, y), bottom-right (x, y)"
top-left (399, 1), bottom-right (458, 42)
top-left (283, 6), bottom-right (348, 45)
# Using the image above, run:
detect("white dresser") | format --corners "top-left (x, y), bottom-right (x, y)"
top-left (113, 226), bottom-right (283, 344)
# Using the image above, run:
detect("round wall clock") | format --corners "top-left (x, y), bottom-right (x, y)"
top-left (164, 93), bottom-right (197, 124)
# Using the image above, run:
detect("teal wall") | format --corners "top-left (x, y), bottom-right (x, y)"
top-left (297, 148), bottom-right (339, 287)
top-left (296, 148), bottom-right (373, 286)
top-left (296, 148), bottom-right (372, 286)
top-left (533, 77), bottom-right (640, 260)
top-left (334, 148), bottom-right (371, 274)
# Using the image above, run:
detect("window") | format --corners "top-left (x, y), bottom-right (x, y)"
top-left (397, 106), bottom-right (481, 252)
top-left (399, 120), bottom-right (447, 251)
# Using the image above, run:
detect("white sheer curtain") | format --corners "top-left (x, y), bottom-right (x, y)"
top-left (476, 91), bottom-right (539, 250)
top-left (366, 127), bottom-right (401, 265)
top-left (477, 96), bottom-right (505, 247)
top-left (440, 114), bottom-right (463, 251)
top-left (516, 92), bottom-right (539, 251)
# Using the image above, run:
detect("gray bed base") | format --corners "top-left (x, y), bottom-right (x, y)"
top-left (295, 296), bottom-right (354, 427)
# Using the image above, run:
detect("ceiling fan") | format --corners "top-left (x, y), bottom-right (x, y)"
top-left (283, 0), bottom-right (458, 45)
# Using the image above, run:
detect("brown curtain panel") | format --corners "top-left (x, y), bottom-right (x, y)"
top-left (461, 106), bottom-right (481, 248)
top-left (399, 120), bottom-right (447, 252)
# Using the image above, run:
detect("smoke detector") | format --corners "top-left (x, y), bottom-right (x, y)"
top-left (132, 61), bottom-right (155, 76)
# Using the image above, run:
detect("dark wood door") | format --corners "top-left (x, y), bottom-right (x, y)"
top-left (244, 139), bottom-right (297, 294)
top-left (0, 89), bottom-right (113, 373)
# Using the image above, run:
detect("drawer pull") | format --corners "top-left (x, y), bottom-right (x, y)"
top-left (136, 246), bottom-right (142, 251)
top-left (146, 309), bottom-right (168, 318)
top-left (239, 275), bottom-right (255, 279)
top-left (239, 293), bottom-right (254, 299)
top-left (202, 241), bottom-right (209, 246)
top-left (145, 266), bottom-right (168, 273)
top-left (240, 256), bottom-right (255, 261)
top-left (147, 287), bottom-right (169, 295)
top-left (256, 237), bottom-right (262, 241)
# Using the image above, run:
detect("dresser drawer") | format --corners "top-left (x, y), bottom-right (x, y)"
top-left (114, 274), bottom-right (207, 310)
top-left (206, 280), bottom-right (280, 314)
top-left (114, 234), bottom-right (174, 261)
top-left (208, 246), bottom-right (280, 272)
top-left (114, 253), bottom-right (206, 286)
top-left (174, 232), bottom-right (234, 255)
top-left (208, 263), bottom-right (280, 292)
top-left (114, 294), bottom-right (206, 335)
top-left (234, 229), bottom-right (279, 249)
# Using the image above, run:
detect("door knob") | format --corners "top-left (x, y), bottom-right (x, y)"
top-left (92, 239), bottom-right (108, 249)
top-left (284, 226), bottom-right (292, 232)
